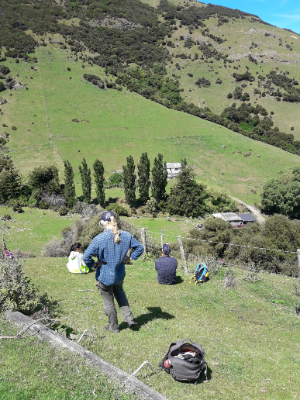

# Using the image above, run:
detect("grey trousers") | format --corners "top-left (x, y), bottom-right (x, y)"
top-left (95, 279), bottom-right (134, 330)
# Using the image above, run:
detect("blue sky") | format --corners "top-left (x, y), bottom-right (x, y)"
top-left (202, 0), bottom-right (300, 34)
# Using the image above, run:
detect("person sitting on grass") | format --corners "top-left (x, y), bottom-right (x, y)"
top-left (83, 211), bottom-right (144, 334)
top-left (66, 242), bottom-right (91, 274)
top-left (155, 243), bottom-right (177, 285)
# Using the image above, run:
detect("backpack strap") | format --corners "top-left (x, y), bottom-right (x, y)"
top-left (194, 263), bottom-right (202, 273)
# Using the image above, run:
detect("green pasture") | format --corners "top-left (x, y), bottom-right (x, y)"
top-left (22, 256), bottom-right (300, 400)
top-left (0, 206), bottom-right (74, 255)
top-left (1, 46), bottom-right (300, 205)
top-left (0, 206), bottom-right (194, 256)
top-left (122, 215), bottom-right (197, 243)
top-left (0, 315), bottom-right (134, 400)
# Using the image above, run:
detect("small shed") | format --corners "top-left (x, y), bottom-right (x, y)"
top-left (212, 212), bottom-right (243, 227)
top-left (166, 163), bottom-right (181, 179)
top-left (238, 214), bottom-right (256, 224)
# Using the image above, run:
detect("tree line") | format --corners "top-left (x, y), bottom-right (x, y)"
top-left (0, 152), bottom-right (169, 212)
top-left (0, 155), bottom-right (106, 213)
top-left (0, 152), bottom-right (236, 218)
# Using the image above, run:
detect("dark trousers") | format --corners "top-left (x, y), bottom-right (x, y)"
top-left (95, 279), bottom-right (134, 330)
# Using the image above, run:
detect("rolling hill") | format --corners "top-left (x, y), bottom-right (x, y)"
top-left (0, 0), bottom-right (300, 204)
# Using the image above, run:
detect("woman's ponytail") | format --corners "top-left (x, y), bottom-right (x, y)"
top-left (110, 216), bottom-right (120, 243)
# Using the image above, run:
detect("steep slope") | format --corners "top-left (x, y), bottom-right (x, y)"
top-left (141, 0), bottom-right (300, 138)
top-left (0, 46), bottom-right (299, 204)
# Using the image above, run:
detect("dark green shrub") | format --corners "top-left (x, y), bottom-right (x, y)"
top-left (0, 65), bottom-right (10, 76)
top-left (58, 206), bottom-right (68, 216)
top-left (38, 201), bottom-right (49, 210)
top-left (108, 173), bottom-right (123, 186)
top-left (28, 165), bottom-right (60, 195)
top-left (12, 201), bottom-right (23, 213)
top-left (27, 196), bottom-right (37, 207)
top-left (107, 202), bottom-right (129, 217)
top-left (83, 74), bottom-right (105, 89)
top-left (11, 126), bottom-right (17, 130)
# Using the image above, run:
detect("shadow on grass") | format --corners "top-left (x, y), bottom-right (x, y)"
top-left (119, 306), bottom-right (175, 331)
top-left (176, 276), bottom-right (184, 284)
top-left (199, 365), bottom-right (212, 384)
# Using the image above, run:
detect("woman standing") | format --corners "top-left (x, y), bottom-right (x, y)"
top-left (83, 211), bottom-right (144, 333)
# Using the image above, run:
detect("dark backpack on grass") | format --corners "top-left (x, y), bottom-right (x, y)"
top-left (159, 338), bottom-right (207, 382)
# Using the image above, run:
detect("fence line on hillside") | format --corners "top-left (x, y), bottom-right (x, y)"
top-left (145, 230), bottom-right (298, 254)
top-left (141, 228), bottom-right (300, 280)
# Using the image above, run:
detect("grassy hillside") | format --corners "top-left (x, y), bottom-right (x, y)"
top-left (1, 45), bottom-right (299, 204)
top-left (140, 0), bottom-right (300, 138)
top-left (22, 256), bottom-right (300, 400)
top-left (0, 315), bottom-right (134, 400)
top-left (0, 206), bottom-right (74, 255)
top-left (165, 16), bottom-right (300, 135)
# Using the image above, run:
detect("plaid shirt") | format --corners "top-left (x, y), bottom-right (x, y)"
top-left (83, 229), bottom-right (144, 286)
top-left (155, 256), bottom-right (177, 285)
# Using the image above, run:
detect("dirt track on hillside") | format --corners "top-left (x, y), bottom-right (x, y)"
top-left (230, 196), bottom-right (265, 223)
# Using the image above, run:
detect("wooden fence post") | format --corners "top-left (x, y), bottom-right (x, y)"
top-left (141, 228), bottom-right (147, 255)
top-left (161, 229), bottom-right (164, 248)
top-left (177, 235), bottom-right (188, 274)
top-left (297, 249), bottom-right (300, 283)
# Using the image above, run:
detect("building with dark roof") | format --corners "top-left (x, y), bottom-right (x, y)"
top-left (212, 212), bottom-right (243, 227)
top-left (238, 214), bottom-right (257, 224)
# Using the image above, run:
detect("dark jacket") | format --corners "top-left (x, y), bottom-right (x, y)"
top-left (155, 256), bottom-right (177, 285)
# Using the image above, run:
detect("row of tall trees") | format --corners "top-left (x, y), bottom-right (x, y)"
top-left (123, 153), bottom-right (168, 207)
top-left (0, 153), bottom-right (168, 209)
top-left (64, 158), bottom-right (105, 207)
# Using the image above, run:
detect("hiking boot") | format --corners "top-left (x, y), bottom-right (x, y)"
top-left (127, 320), bottom-right (138, 328)
top-left (104, 324), bottom-right (119, 334)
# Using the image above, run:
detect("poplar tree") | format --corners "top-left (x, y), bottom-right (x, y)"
top-left (151, 153), bottom-right (167, 203)
top-left (63, 160), bottom-right (76, 208)
top-left (123, 155), bottom-right (136, 206)
top-left (93, 159), bottom-right (105, 207)
top-left (137, 152), bottom-right (150, 205)
top-left (79, 158), bottom-right (91, 204)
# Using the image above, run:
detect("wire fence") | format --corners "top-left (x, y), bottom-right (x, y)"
top-left (145, 230), bottom-right (298, 254)
top-left (142, 228), bottom-right (300, 280)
